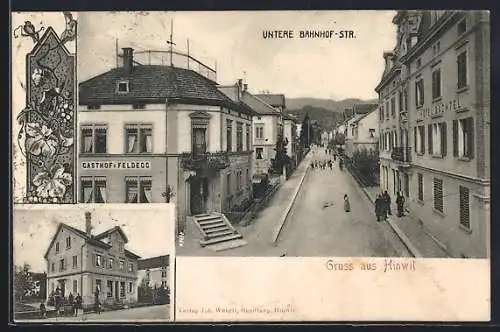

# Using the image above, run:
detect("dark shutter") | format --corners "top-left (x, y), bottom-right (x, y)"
top-left (453, 120), bottom-right (458, 156)
top-left (414, 127), bottom-right (417, 152)
top-left (421, 127), bottom-right (426, 154)
top-left (468, 117), bottom-right (474, 159)
top-left (441, 122), bottom-right (447, 156)
top-left (428, 124), bottom-right (433, 155)
top-left (415, 82), bottom-right (418, 106)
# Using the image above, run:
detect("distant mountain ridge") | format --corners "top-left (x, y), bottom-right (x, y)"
top-left (286, 97), bottom-right (378, 130)
top-left (287, 97), bottom-right (378, 113)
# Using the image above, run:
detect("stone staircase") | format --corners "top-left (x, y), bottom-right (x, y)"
top-left (192, 213), bottom-right (246, 250)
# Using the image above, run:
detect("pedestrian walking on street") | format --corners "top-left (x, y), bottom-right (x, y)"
top-left (396, 192), bottom-right (406, 217)
top-left (344, 194), bottom-right (351, 212)
top-left (74, 293), bottom-right (82, 317)
top-left (383, 190), bottom-right (392, 216)
top-left (375, 195), bottom-right (383, 222)
top-left (39, 303), bottom-right (47, 319)
top-left (94, 286), bottom-right (101, 314)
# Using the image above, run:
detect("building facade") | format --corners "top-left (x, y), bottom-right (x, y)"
top-left (44, 212), bottom-right (140, 307)
top-left (283, 114), bottom-right (298, 169)
top-left (137, 255), bottom-right (170, 290)
top-left (376, 10), bottom-right (490, 258)
top-left (79, 48), bottom-right (254, 234)
top-left (238, 88), bottom-right (281, 175)
top-left (350, 108), bottom-right (380, 153)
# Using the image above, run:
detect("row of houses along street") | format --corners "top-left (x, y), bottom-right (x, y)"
top-left (336, 10), bottom-right (490, 259)
top-left (78, 46), bottom-right (306, 253)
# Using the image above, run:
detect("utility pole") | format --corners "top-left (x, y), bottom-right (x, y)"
top-left (187, 38), bottom-right (190, 69)
top-left (166, 19), bottom-right (176, 67)
top-left (115, 38), bottom-right (119, 68)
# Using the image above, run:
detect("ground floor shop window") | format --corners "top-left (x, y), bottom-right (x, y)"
top-left (128, 282), bottom-right (133, 293)
top-left (459, 185), bottom-right (471, 229)
top-left (125, 177), bottom-right (153, 203)
top-left (107, 280), bottom-right (113, 298)
top-left (80, 176), bottom-right (107, 203)
top-left (120, 282), bottom-right (125, 298)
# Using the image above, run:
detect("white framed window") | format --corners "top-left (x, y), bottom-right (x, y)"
top-left (108, 258), bottom-right (113, 269)
top-left (415, 125), bottom-right (425, 154)
top-left (81, 125), bottom-right (107, 154)
top-left (66, 236), bottom-right (71, 249)
top-left (72, 255), bottom-right (77, 268)
top-left (459, 185), bottom-right (471, 229)
top-left (255, 125), bottom-right (264, 139)
top-left (80, 176), bottom-right (107, 203)
top-left (125, 177), bottom-right (153, 203)
top-left (95, 254), bottom-right (102, 267)
top-left (125, 124), bottom-right (153, 153)
top-left (453, 117), bottom-right (474, 159)
top-left (415, 78), bottom-right (424, 107)
top-left (120, 282), bottom-right (125, 298)
top-left (116, 80), bottom-right (130, 94)
top-left (432, 68), bottom-right (442, 100)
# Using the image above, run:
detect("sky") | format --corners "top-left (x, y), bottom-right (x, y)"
top-left (13, 204), bottom-right (175, 272)
top-left (77, 11), bottom-right (397, 100)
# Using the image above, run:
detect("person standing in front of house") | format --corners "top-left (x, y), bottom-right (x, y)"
top-left (396, 192), bottom-right (406, 217)
top-left (383, 190), bottom-right (392, 216)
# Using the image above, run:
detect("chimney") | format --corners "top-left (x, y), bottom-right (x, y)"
top-left (243, 83), bottom-right (248, 92)
top-left (85, 212), bottom-right (92, 236)
top-left (122, 47), bottom-right (134, 75)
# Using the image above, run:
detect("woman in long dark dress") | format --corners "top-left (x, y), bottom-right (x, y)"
top-left (344, 194), bottom-right (351, 212)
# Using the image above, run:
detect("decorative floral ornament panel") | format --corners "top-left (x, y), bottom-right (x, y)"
top-left (13, 12), bottom-right (77, 203)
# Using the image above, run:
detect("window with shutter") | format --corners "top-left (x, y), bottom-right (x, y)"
top-left (459, 186), bottom-right (470, 229)
top-left (457, 51), bottom-right (468, 89)
top-left (453, 120), bottom-right (458, 156)
top-left (414, 127), bottom-right (417, 152)
top-left (440, 122), bottom-right (447, 156)
top-left (433, 178), bottom-right (443, 213)
top-left (418, 173), bottom-right (424, 202)
top-left (467, 117), bottom-right (474, 159)
top-left (428, 124), bottom-right (433, 154)
top-left (432, 69), bottom-right (442, 100)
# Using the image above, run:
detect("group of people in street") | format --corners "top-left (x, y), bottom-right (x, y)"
top-left (42, 286), bottom-right (83, 318)
top-left (310, 159), bottom-right (335, 170)
top-left (374, 191), bottom-right (406, 222)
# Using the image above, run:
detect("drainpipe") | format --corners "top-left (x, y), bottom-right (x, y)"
top-left (80, 243), bottom-right (86, 306)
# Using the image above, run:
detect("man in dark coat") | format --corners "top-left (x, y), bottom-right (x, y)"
top-left (375, 195), bottom-right (383, 222)
top-left (396, 192), bottom-right (406, 217)
top-left (383, 190), bottom-right (392, 216)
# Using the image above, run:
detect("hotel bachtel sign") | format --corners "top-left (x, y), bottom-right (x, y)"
top-left (81, 161), bottom-right (152, 170)
top-left (417, 97), bottom-right (463, 120)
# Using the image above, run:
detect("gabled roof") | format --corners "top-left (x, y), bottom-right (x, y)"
top-left (79, 65), bottom-right (251, 114)
top-left (44, 223), bottom-right (140, 260)
top-left (353, 103), bottom-right (378, 115)
top-left (94, 226), bottom-right (129, 244)
top-left (353, 107), bottom-right (378, 124)
top-left (138, 255), bottom-right (170, 270)
top-left (254, 94), bottom-right (286, 108)
top-left (241, 92), bottom-right (280, 116)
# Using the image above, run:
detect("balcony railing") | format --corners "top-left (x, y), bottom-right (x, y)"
top-left (180, 151), bottom-right (230, 171)
top-left (391, 147), bottom-right (412, 163)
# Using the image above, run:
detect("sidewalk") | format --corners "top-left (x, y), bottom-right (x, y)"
top-left (238, 151), bottom-right (312, 245)
top-left (178, 151), bottom-right (312, 255)
top-left (355, 179), bottom-right (450, 258)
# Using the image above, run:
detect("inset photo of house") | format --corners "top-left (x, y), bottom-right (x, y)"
top-left (12, 204), bottom-right (175, 323)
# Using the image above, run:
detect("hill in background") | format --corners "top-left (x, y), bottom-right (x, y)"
top-left (286, 97), bottom-right (378, 130)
